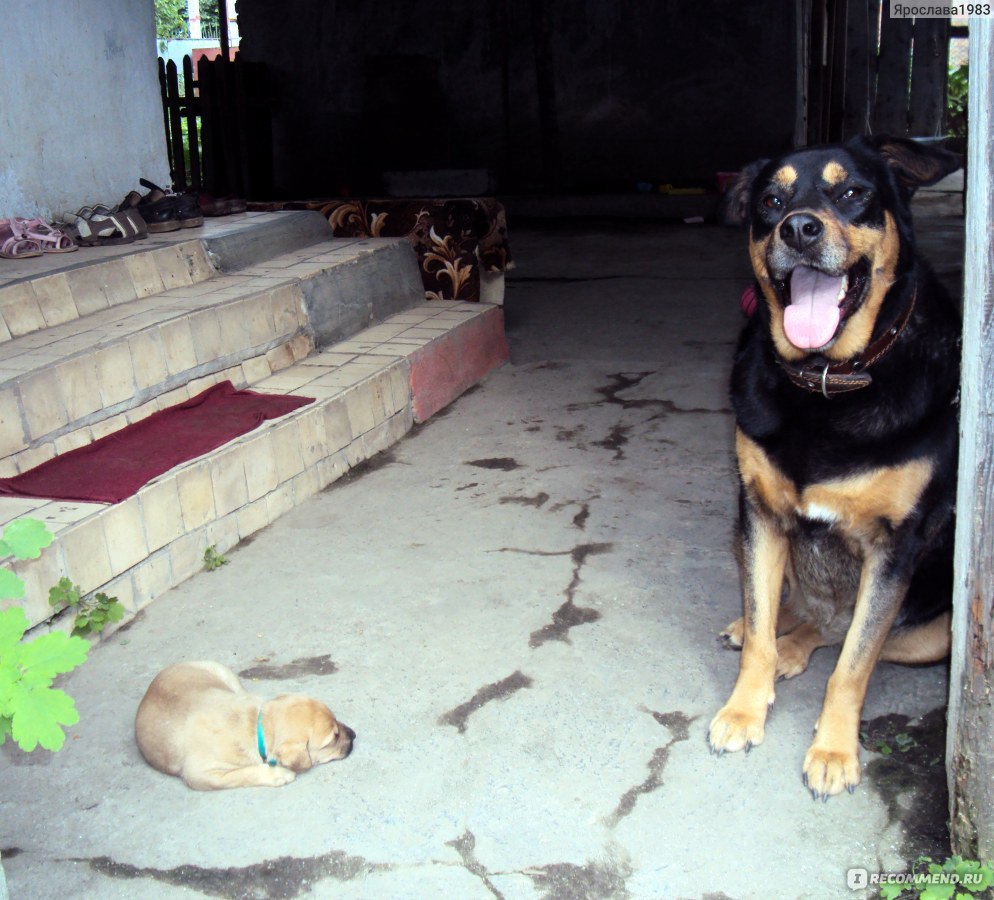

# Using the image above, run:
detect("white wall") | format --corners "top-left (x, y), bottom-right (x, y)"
top-left (0, 0), bottom-right (170, 221)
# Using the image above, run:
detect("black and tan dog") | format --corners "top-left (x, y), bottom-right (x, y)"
top-left (710, 135), bottom-right (961, 798)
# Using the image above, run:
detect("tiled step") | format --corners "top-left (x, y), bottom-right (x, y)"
top-left (0, 211), bottom-right (508, 635)
top-left (5, 302), bottom-right (508, 634)
top-left (0, 227), bottom-right (424, 478)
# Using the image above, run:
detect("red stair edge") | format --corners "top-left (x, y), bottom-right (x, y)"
top-left (408, 307), bottom-right (510, 423)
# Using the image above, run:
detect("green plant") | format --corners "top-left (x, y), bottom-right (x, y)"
top-left (860, 729), bottom-right (917, 756)
top-left (879, 856), bottom-right (994, 900)
top-left (0, 519), bottom-right (89, 752)
top-left (947, 63), bottom-right (968, 141)
top-left (203, 545), bottom-right (229, 572)
top-left (48, 578), bottom-right (124, 638)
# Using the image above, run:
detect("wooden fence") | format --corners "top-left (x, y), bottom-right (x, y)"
top-left (157, 55), bottom-right (274, 199)
top-left (807, 0), bottom-right (952, 144)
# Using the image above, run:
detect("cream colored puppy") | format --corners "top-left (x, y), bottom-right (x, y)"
top-left (135, 661), bottom-right (353, 790)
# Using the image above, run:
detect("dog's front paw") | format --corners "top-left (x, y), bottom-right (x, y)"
top-left (802, 743), bottom-right (860, 799)
top-left (265, 766), bottom-right (297, 787)
top-left (709, 704), bottom-right (767, 754)
top-left (719, 617), bottom-right (745, 649)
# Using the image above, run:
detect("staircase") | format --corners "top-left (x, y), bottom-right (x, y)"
top-left (0, 212), bottom-right (508, 635)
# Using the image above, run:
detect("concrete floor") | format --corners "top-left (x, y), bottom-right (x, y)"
top-left (0, 207), bottom-right (962, 899)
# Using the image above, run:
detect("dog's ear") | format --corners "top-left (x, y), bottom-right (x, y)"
top-left (718, 159), bottom-right (768, 227)
top-left (854, 134), bottom-right (962, 191)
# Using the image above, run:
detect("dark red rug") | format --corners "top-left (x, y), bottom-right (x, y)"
top-left (0, 381), bottom-right (314, 504)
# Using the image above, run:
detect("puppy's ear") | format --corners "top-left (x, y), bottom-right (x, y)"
top-left (718, 159), bottom-right (768, 227)
top-left (275, 740), bottom-right (312, 772)
top-left (854, 134), bottom-right (962, 190)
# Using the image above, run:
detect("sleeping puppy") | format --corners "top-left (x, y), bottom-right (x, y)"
top-left (135, 661), bottom-right (354, 790)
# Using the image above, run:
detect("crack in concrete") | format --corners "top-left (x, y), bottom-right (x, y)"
top-left (499, 492), bottom-right (550, 508)
top-left (572, 503), bottom-right (591, 530)
top-left (604, 709), bottom-right (696, 828)
top-left (74, 849), bottom-right (389, 899)
top-left (524, 856), bottom-right (634, 899)
top-left (438, 670), bottom-right (534, 734)
top-left (466, 457), bottom-right (522, 471)
top-left (494, 543), bottom-right (614, 648)
top-left (567, 372), bottom-right (732, 419)
top-left (445, 830), bottom-right (505, 899)
top-left (238, 654), bottom-right (338, 680)
top-left (592, 424), bottom-right (632, 460)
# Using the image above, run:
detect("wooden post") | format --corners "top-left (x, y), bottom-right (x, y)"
top-left (874, 13), bottom-right (913, 135)
top-left (909, 18), bottom-right (949, 137)
top-left (947, 17), bottom-right (994, 863)
top-left (841, 0), bottom-right (880, 139)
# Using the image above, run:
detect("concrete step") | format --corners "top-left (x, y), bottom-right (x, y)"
top-left (6, 302), bottom-right (507, 634)
top-left (0, 211), bottom-right (509, 634)
top-left (0, 218), bottom-right (423, 478)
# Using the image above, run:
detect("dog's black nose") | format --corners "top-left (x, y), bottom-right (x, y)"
top-left (343, 725), bottom-right (356, 742)
top-left (779, 213), bottom-right (823, 252)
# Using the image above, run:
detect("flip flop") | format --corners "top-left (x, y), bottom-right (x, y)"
top-left (0, 219), bottom-right (43, 259)
top-left (11, 218), bottom-right (78, 253)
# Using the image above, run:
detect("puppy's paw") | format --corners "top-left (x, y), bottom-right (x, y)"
top-left (709, 703), bottom-right (767, 754)
top-left (719, 617), bottom-right (745, 649)
top-left (265, 766), bottom-right (297, 787)
top-left (802, 743), bottom-right (860, 800)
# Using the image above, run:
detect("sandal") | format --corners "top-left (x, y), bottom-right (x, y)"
top-left (0, 219), bottom-right (42, 259)
top-left (75, 204), bottom-right (115, 220)
top-left (69, 212), bottom-right (137, 246)
top-left (12, 218), bottom-right (77, 253)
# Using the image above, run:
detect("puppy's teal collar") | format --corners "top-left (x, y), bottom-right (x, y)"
top-left (257, 706), bottom-right (277, 766)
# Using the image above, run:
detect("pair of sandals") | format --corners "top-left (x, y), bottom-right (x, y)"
top-left (120, 179), bottom-right (204, 233)
top-left (67, 205), bottom-right (148, 246)
top-left (0, 217), bottom-right (78, 259)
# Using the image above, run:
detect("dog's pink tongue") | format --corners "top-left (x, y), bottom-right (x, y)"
top-left (783, 267), bottom-right (844, 349)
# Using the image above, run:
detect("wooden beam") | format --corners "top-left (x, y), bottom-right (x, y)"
top-left (874, 12), bottom-right (912, 135)
top-left (948, 17), bottom-right (994, 863)
top-left (909, 17), bottom-right (948, 137)
top-left (841, 0), bottom-right (879, 138)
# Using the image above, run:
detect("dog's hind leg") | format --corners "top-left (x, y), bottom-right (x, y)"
top-left (719, 603), bottom-right (802, 649)
top-left (776, 622), bottom-right (831, 679)
top-left (879, 612), bottom-right (951, 664)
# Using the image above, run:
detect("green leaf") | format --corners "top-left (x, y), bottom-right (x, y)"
top-left (7, 681), bottom-right (79, 752)
top-left (879, 884), bottom-right (903, 900)
top-left (49, 577), bottom-right (80, 609)
top-left (921, 884), bottom-right (957, 900)
top-left (18, 630), bottom-right (89, 682)
top-left (0, 608), bottom-right (29, 651)
top-left (0, 567), bottom-right (25, 601)
top-left (0, 714), bottom-right (11, 745)
top-left (106, 602), bottom-right (125, 623)
top-left (895, 732), bottom-right (916, 751)
top-left (1, 518), bottom-right (53, 560)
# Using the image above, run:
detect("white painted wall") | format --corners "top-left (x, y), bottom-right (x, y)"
top-left (0, 0), bottom-right (170, 221)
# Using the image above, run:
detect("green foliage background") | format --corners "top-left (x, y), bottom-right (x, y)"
top-left (155, 0), bottom-right (222, 39)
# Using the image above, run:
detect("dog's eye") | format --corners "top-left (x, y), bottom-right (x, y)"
top-left (762, 195), bottom-right (782, 211)
top-left (839, 186), bottom-right (864, 202)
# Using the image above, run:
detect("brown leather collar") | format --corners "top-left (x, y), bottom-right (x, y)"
top-left (776, 287), bottom-right (917, 398)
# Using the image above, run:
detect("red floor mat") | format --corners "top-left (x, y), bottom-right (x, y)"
top-left (0, 381), bottom-right (314, 504)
